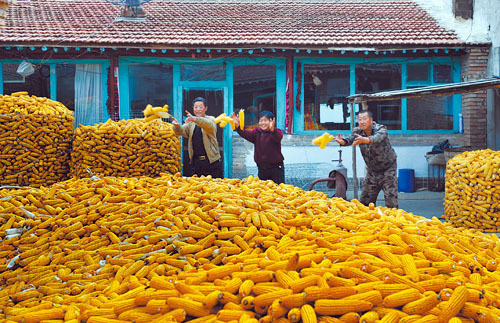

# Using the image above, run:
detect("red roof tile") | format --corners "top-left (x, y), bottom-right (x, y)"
top-left (0, 0), bottom-right (463, 49)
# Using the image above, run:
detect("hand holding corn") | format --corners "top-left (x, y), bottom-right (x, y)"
top-left (143, 104), bottom-right (170, 122)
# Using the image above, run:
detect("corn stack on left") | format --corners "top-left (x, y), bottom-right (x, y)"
top-left (0, 92), bottom-right (73, 187)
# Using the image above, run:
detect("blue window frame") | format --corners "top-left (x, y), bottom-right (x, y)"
top-left (294, 57), bottom-right (461, 135)
top-left (0, 59), bottom-right (110, 122)
top-left (118, 57), bottom-right (286, 177)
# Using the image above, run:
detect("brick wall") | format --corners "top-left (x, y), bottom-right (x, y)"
top-left (461, 47), bottom-right (490, 149)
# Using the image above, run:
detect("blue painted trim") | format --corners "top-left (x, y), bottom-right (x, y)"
top-left (50, 64), bottom-right (57, 101)
top-left (101, 62), bottom-right (110, 121)
top-left (293, 56), bottom-right (460, 135)
top-left (151, 49), bottom-right (156, 53)
top-left (452, 60), bottom-right (462, 132)
top-left (42, 46), bottom-right (47, 51)
top-left (292, 60), bottom-right (304, 133)
top-left (30, 46), bottom-right (35, 51)
top-left (401, 63), bottom-right (407, 131)
top-left (225, 62), bottom-right (234, 178)
top-left (350, 64), bottom-right (356, 131)
top-left (162, 49), bottom-right (167, 54)
top-left (118, 58), bottom-right (130, 120)
top-left (223, 85), bottom-right (231, 177)
top-left (172, 64), bottom-right (181, 122)
top-left (276, 62), bottom-right (287, 132)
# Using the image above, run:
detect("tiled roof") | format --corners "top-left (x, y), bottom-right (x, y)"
top-left (0, 0), bottom-right (464, 49)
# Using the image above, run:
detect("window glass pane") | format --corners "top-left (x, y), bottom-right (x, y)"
top-left (2, 63), bottom-right (50, 97)
top-left (407, 63), bottom-right (429, 82)
top-left (433, 65), bottom-right (452, 83)
top-left (356, 64), bottom-right (402, 130)
top-left (181, 65), bottom-right (225, 81)
top-left (233, 65), bottom-right (276, 129)
top-left (129, 64), bottom-right (173, 119)
top-left (56, 64), bottom-right (75, 111)
top-left (407, 94), bottom-right (454, 130)
top-left (303, 64), bottom-right (350, 131)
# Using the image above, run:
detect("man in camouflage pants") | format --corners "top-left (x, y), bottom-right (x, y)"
top-left (334, 110), bottom-right (398, 208)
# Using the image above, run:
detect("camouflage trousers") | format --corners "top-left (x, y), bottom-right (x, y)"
top-left (360, 164), bottom-right (398, 209)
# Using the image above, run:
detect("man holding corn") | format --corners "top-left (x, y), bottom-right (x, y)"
top-left (334, 110), bottom-right (398, 208)
top-left (172, 97), bottom-right (223, 178)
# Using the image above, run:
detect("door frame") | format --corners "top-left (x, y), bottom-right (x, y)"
top-left (176, 85), bottom-right (231, 177)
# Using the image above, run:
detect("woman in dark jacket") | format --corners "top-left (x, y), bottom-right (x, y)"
top-left (231, 110), bottom-right (285, 184)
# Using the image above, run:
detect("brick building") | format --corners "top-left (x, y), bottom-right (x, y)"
top-left (0, 0), bottom-right (494, 189)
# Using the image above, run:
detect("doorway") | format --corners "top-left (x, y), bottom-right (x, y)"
top-left (181, 88), bottom-right (225, 177)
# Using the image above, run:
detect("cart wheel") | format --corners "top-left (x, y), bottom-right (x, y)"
top-left (334, 172), bottom-right (347, 200)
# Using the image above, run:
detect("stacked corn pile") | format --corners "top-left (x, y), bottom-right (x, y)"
top-left (0, 92), bottom-right (73, 187)
top-left (444, 149), bottom-right (500, 232)
top-left (1, 174), bottom-right (500, 322)
top-left (70, 118), bottom-right (181, 178)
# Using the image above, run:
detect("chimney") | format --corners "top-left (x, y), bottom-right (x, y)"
top-left (452, 0), bottom-right (474, 20)
top-left (118, 0), bottom-right (146, 19)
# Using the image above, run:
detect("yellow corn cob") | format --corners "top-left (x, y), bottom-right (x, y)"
top-left (20, 308), bottom-right (65, 323)
top-left (287, 308), bottom-right (301, 323)
top-left (167, 297), bottom-right (211, 317)
top-left (314, 299), bottom-right (373, 316)
top-left (217, 309), bottom-right (255, 321)
top-left (239, 110), bottom-right (245, 130)
top-left (301, 304), bottom-right (317, 323)
top-left (359, 311), bottom-right (379, 323)
top-left (402, 292), bottom-right (439, 315)
top-left (253, 288), bottom-right (292, 307)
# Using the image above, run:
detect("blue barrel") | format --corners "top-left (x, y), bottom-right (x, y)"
top-left (398, 169), bottom-right (415, 193)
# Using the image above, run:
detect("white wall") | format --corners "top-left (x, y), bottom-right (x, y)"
top-left (414, 0), bottom-right (497, 46)
top-left (416, 0), bottom-right (500, 149)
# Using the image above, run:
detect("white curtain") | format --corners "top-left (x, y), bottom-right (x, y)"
top-left (74, 64), bottom-right (103, 127)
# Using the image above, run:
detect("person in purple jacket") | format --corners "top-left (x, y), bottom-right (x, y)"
top-left (231, 110), bottom-right (285, 184)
